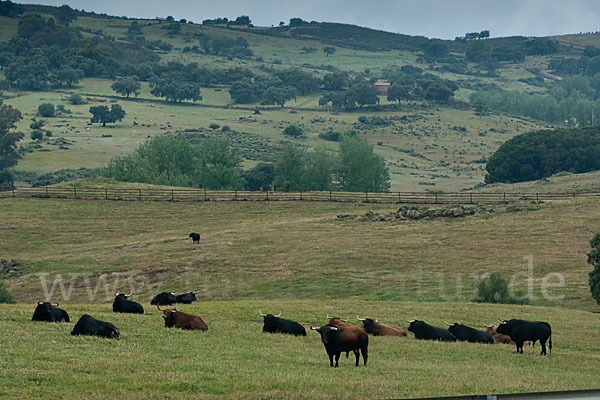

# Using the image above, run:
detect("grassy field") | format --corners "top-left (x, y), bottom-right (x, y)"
top-left (1, 196), bottom-right (597, 310)
top-left (1, 300), bottom-right (599, 399)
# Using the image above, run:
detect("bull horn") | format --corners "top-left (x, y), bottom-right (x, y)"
top-left (38, 301), bottom-right (44, 305)
top-left (193, 290), bottom-right (200, 294)
top-left (276, 311), bottom-right (281, 317)
top-left (310, 326), bottom-right (319, 330)
top-left (173, 307), bottom-right (177, 312)
top-left (327, 314), bottom-right (333, 319)
top-left (444, 322), bottom-right (453, 326)
top-left (375, 318), bottom-right (378, 322)
top-left (126, 292), bottom-right (132, 297)
top-left (406, 320), bottom-right (415, 323)
top-left (329, 326), bottom-right (339, 331)
top-left (483, 322), bottom-right (492, 327)
top-left (357, 315), bottom-right (366, 321)
top-left (115, 292), bottom-right (119, 296)
top-left (51, 302), bottom-right (59, 307)
top-left (156, 305), bottom-right (165, 311)
top-left (259, 310), bottom-right (266, 316)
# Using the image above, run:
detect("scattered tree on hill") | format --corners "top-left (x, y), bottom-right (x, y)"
top-left (0, 0), bottom-right (25, 18)
top-left (37, 103), bottom-right (55, 117)
top-left (243, 162), bottom-right (275, 191)
top-left (261, 86), bottom-right (297, 107)
top-left (111, 77), bottom-right (141, 98)
top-left (587, 233), bottom-right (600, 306)
top-left (127, 21), bottom-right (142, 35)
top-left (0, 104), bottom-right (23, 189)
top-left (150, 75), bottom-right (202, 102)
top-left (323, 46), bottom-right (336, 57)
top-left (89, 104), bottom-right (126, 126)
top-left (338, 135), bottom-right (390, 192)
top-left (54, 4), bottom-right (76, 26)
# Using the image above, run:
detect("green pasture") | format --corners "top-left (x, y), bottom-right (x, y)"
top-left (0, 300), bottom-right (598, 399)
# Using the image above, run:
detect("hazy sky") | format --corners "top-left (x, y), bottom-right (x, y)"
top-left (16, 0), bottom-right (600, 39)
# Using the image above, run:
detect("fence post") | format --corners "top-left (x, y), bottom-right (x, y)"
top-left (503, 192), bottom-right (506, 202)
top-left (46, 186), bottom-right (48, 196)
top-left (536, 193), bottom-right (539, 203)
top-left (73, 184), bottom-right (77, 199)
top-left (470, 192), bottom-right (473, 204)
top-left (204, 188), bottom-right (207, 201)
top-left (300, 190), bottom-right (303, 200)
top-left (235, 190), bottom-right (237, 200)
top-left (138, 189), bottom-right (142, 201)
top-left (105, 188), bottom-right (108, 200)
top-left (12, 183), bottom-right (15, 197)
top-left (365, 191), bottom-right (368, 201)
top-left (329, 190), bottom-right (332, 201)
top-left (398, 192), bottom-right (401, 203)
top-left (573, 192), bottom-right (576, 199)
top-left (171, 189), bottom-right (174, 201)
top-left (266, 190), bottom-right (269, 200)
top-left (435, 192), bottom-right (438, 204)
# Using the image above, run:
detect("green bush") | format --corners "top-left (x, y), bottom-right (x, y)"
top-left (209, 123), bottom-right (220, 130)
top-left (0, 281), bottom-right (15, 304)
top-left (587, 233), bottom-right (600, 305)
top-left (38, 103), bottom-right (55, 117)
top-left (31, 130), bottom-right (44, 140)
top-left (68, 94), bottom-right (85, 105)
top-left (283, 124), bottom-right (303, 137)
top-left (473, 272), bottom-right (528, 304)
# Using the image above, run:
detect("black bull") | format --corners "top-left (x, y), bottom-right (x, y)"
top-left (407, 320), bottom-right (456, 341)
top-left (71, 314), bottom-right (120, 338)
top-left (260, 311), bottom-right (306, 336)
top-left (112, 293), bottom-right (144, 314)
top-left (175, 291), bottom-right (199, 304)
top-left (496, 319), bottom-right (552, 355)
top-left (150, 292), bottom-right (177, 306)
top-left (311, 324), bottom-right (369, 367)
top-left (32, 301), bottom-right (70, 322)
top-left (446, 322), bottom-right (493, 344)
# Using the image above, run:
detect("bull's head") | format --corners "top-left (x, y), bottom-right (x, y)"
top-left (311, 324), bottom-right (339, 344)
top-left (357, 316), bottom-right (376, 332)
top-left (406, 319), bottom-right (419, 332)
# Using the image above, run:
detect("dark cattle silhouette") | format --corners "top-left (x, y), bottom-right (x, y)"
top-left (32, 301), bottom-right (70, 322)
top-left (175, 291), bottom-right (199, 304)
top-left (157, 305), bottom-right (208, 331)
top-left (407, 320), bottom-right (456, 342)
top-left (445, 322), bottom-right (493, 344)
top-left (150, 292), bottom-right (177, 306)
top-left (496, 319), bottom-right (552, 355)
top-left (311, 324), bottom-right (368, 367)
top-left (260, 311), bottom-right (306, 336)
top-left (112, 292), bottom-right (144, 314)
top-left (189, 232), bottom-right (200, 244)
top-left (357, 316), bottom-right (407, 337)
top-left (71, 314), bottom-right (119, 338)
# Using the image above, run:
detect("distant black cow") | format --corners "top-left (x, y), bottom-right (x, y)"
top-left (32, 301), bottom-right (70, 322)
top-left (496, 319), bottom-right (552, 355)
top-left (311, 323), bottom-right (368, 367)
top-left (175, 291), bottom-right (199, 304)
top-left (112, 293), bottom-right (144, 314)
top-left (407, 320), bottom-right (456, 342)
top-left (71, 314), bottom-right (120, 338)
top-left (150, 292), bottom-right (177, 306)
top-left (260, 311), bottom-right (306, 336)
top-left (446, 322), bottom-right (493, 344)
top-left (189, 232), bottom-right (200, 244)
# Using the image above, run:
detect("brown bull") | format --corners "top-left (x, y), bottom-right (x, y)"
top-left (327, 315), bottom-right (367, 358)
top-left (157, 305), bottom-right (208, 331)
top-left (484, 323), bottom-right (531, 345)
top-left (357, 316), bottom-right (407, 336)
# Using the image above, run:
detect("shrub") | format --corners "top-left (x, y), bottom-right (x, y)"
top-left (31, 130), bottom-right (44, 140)
top-left (38, 103), bottom-right (55, 117)
top-left (0, 281), bottom-right (15, 304)
top-left (29, 118), bottom-right (45, 130)
top-left (68, 94), bottom-right (85, 105)
top-left (473, 272), bottom-right (528, 304)
top-left (209, 123), bottom-right (220, 130)
top-left (587, 233), bottom-right (600, 305)
top-left (283, 124), bottom-right (303, 137)
top-left (318, 130), bottom-right (340, 141)
top-left (221, 125), bottom-right (231, 132)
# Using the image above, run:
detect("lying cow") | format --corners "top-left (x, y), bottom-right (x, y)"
top-left (32, 301), bottom-right (70, 322)
top-left (175, 291), bottom-right (200, 304)
top-left (71, 314), bottom-right (119, 338)
top-left (357, 316), bottom-right (407, 337)
top-left (157, 305), bottom-right (208, 331)
top-left (496, 319), bottom-right (552, 355)
top-left (311, 323), bottom-right (369, 367)
top-left (407, 320), bottom-right (456, 342)
top-left (260, 311), bottom-right (306, 336)
top-left (150, 292), bottom-right (177, 306)
top-left (113, 292), bottom-right (144, 314)
top-left (446, 322), bottom-right (493, 344)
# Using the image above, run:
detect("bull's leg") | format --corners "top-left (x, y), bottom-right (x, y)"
top-left (361, 346), bottom-right (368, 366)
top-left (353, 349), bottom-right (360, 366)
top-left (329, 354), bottom-right (334, 367)
top-left (334, 353), bottom-right (340, 368)
top-left (345, 351), bottom-right (350, 359)
top-left (540, 340), bottom-right (547, 356)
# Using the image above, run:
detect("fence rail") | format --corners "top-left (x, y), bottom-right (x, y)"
top-left (1, 186), bottom-right (599, 204)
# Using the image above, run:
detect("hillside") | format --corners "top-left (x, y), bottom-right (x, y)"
top-left (3, 5), bottom-right (591, 192)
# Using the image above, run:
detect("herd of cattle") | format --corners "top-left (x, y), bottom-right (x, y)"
top-left (31, 294), bottom-right (553, 367)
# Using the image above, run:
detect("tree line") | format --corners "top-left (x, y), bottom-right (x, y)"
top-left (105, 134), bottom-right (390, 192)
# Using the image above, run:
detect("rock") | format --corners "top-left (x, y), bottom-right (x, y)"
top-left (375, 214), bottom-right (387, 221)
top-left (365, 210), bottom-right (374, 217)
top-left (427, 208), bottom-right (439, 217)
top-left (0, 259), bottom-right (21, 275)
top-left (452, 208), bottom-right (464, 217)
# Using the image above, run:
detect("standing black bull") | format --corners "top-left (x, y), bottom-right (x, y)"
top-left (496, 319), bottom-right (552, 355)
top-left (112, 293), bottom-right (144, 314)
top-left (311, 323), bottom-right (369, 367)
top-left (175, 291), bottom-right (200, 304)
top-left (189, 232), bottom-right (200, 244)
top-left (150, 292), bottom-right (177, 306)
top-left (32, 301), bottom-right (70, 322)
top-left (446, 322), bottom-right (493, 344)
top-left (71, 314), bottom-right (120, 338)
top-left (407, 320), bottom-right (456, 341)
top-left (260, 311), bottom-right (306, 336)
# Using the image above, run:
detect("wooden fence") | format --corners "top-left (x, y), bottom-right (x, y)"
top-left (1, 185), bottom-right (598, 204)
